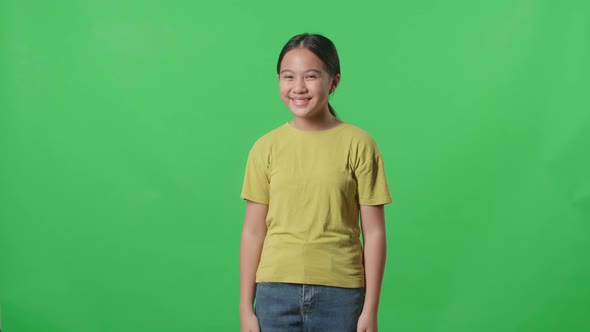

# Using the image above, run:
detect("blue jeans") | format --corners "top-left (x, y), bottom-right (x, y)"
top-left (255, 282), bottom-right (365, 332)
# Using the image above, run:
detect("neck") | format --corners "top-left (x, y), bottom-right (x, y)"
top-left (290, 112), bottom-right (341, 131)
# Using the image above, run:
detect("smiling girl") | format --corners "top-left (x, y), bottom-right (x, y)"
top-left (239, 33), bottom-right (392, 332)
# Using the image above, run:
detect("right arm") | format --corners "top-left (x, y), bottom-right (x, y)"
top-left (239, 200), bottom-right (268, 332)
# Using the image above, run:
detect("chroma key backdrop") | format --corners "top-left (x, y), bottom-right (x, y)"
top-left (0, 0), bottom-right (588, 331)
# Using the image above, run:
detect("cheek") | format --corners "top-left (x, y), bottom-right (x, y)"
top-left (310, 82), bottom-right (330, 96)
top-left (279, 83), bottom-right (291, 96)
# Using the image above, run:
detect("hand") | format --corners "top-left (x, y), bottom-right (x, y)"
top-left (357, 310), bottom-right (378, 332)
top-left (240, 311), bottom-right (260, 332)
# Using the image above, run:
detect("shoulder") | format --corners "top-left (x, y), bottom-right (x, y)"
top-left (341, 123), bottom-right (380, 150)
top-left (248, 123), bottom-right (289, 153)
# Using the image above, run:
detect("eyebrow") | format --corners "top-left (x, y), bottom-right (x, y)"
top-left (279, 69), bottom-right (322, 74)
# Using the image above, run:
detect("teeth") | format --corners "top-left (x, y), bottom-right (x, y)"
top-left (292, 98), bottom-right (310, 105)
top-left (293, 100), bottom-right (308, 106)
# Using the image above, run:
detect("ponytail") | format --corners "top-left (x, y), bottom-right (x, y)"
top-left (328, 102), bottom-right (337, 118)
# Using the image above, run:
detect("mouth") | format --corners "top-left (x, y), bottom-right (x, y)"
top-left (290, 97), bottom-right (311, 106)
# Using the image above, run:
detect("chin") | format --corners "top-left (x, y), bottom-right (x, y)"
top-left (287, 104), bottom-right (320, 117)
top-left (289, 108), bottom-right (318, 119)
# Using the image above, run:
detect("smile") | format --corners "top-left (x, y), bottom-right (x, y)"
top-left (291, 98), bottom-right (311, 106)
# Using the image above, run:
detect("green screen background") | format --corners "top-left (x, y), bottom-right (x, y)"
top-left (1, 0), bottom-right (588, 331)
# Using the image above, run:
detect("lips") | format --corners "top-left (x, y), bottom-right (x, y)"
top-left (291, 97), bottom-right (311, 106)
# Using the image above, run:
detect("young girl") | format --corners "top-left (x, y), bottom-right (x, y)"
top-left (239, 33), bottom-right (392, 332)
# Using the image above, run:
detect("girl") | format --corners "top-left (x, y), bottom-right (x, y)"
top-left (239, 33), bottom-right (392, 332)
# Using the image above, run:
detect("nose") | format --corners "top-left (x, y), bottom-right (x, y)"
top-left (293, 77), bottom-right (308, 93)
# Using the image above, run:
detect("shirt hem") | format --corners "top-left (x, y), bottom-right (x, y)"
top-left (241, 194), bottom-right (269, 205)
top-left (256, 276), bottom-right (365, 289)
top-left (359, 197), bottom-right (393, 206)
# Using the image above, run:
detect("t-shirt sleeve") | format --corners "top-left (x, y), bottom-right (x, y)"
top-left (240, 140), bottom-right (270, 204)
top-left (354, 139), bottom-right (392, 206)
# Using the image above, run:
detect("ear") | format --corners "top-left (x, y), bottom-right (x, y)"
top-left (330, 73), bottom-right (341, 93)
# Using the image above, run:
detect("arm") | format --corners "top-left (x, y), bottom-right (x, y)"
top-left (239, 200), bottom-right (268, 332)
top-left (358, 204), bottom-right (387, 332)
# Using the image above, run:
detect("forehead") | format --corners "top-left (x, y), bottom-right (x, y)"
top-left (280, 48), bottom-right (326, 71)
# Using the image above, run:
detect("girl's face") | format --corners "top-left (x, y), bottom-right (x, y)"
top-left (278, 48), bottom-right (339, 120)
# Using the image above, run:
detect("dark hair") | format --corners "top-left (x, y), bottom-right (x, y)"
top-left (277, 33), bottom-right (341, 117)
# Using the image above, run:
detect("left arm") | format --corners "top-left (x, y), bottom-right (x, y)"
top-left (358, 204), bottom-right (387, 332)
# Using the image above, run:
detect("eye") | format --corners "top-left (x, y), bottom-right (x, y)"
top-left (305, 75), bottom-right (317, 79)
top-left (282, 75), bottom-right (294, 80)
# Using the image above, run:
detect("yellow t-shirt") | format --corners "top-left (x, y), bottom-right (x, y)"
top-left (240, 122), bottom-right (392, 288)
